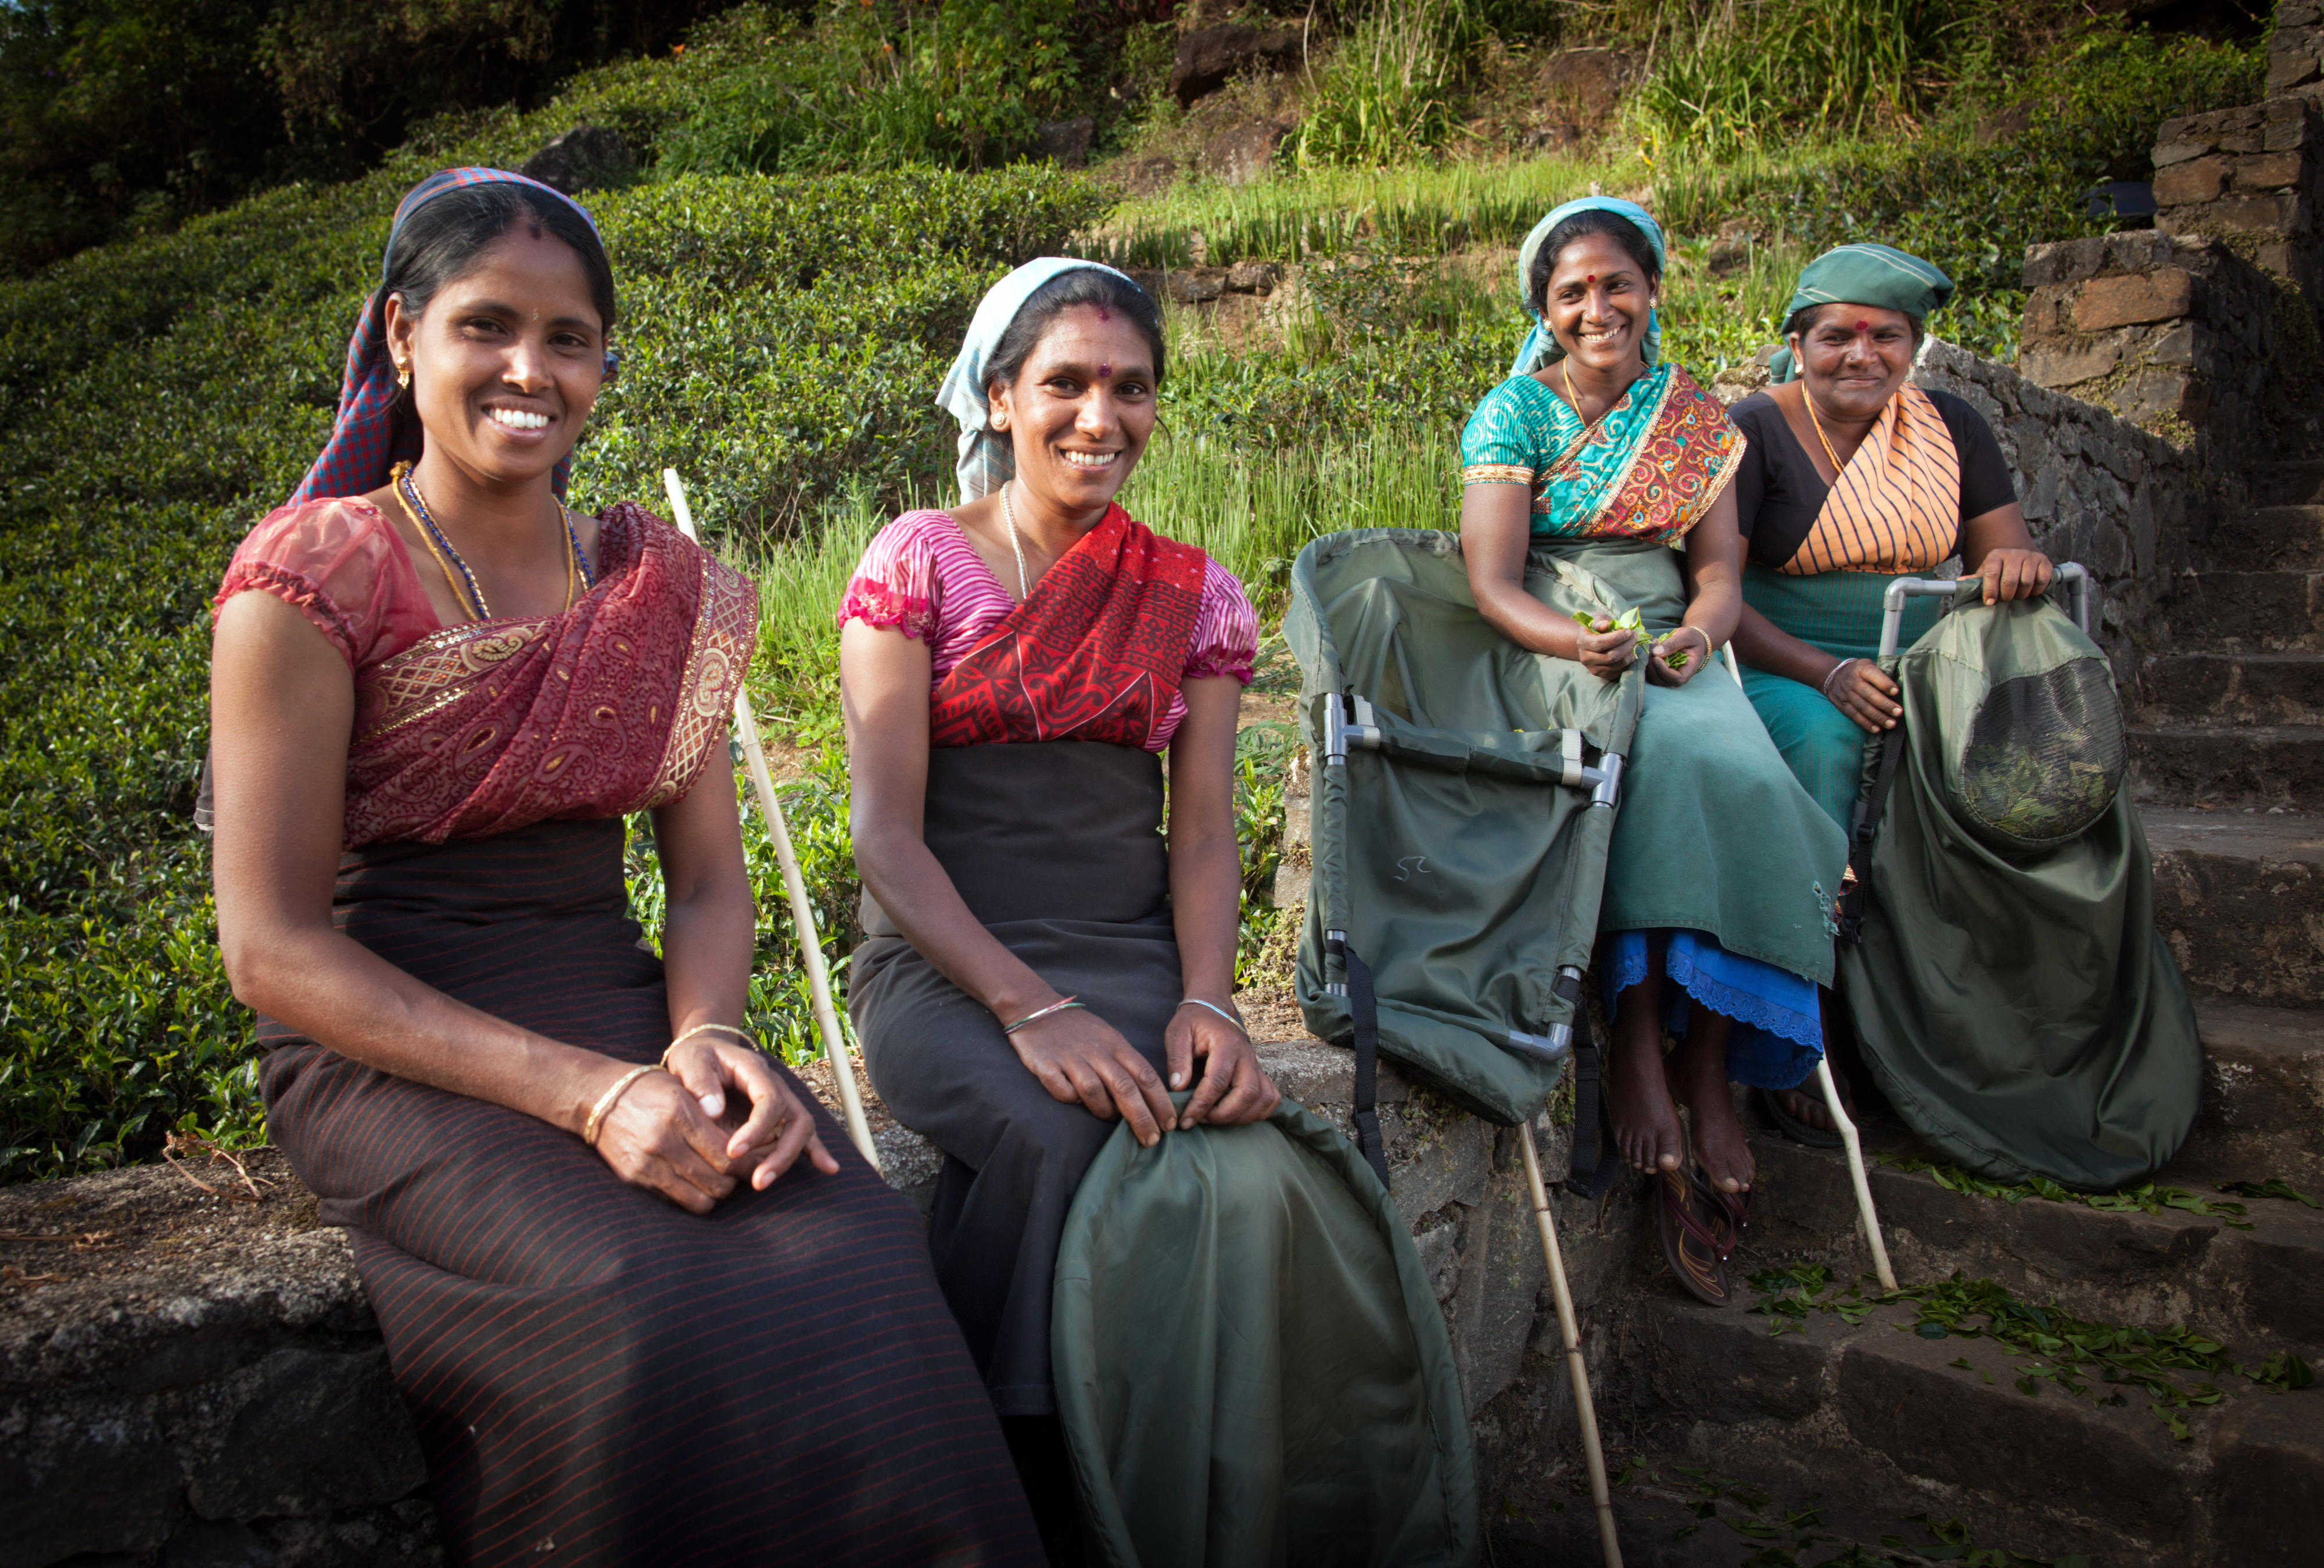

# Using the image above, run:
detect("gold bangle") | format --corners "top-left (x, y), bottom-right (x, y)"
top-left (584, 1064), bottom-right (659, 1147)
top-left (661, 1021), bottom-right (756, 1069)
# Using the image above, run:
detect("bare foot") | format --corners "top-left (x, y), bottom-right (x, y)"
top-left (1671, 1008), bottom-right (1754, 1194)
top-left (1772, 1087), bottom-right (1835, 1132)
top-left (1608, 978), bottom-right (1684, 1175)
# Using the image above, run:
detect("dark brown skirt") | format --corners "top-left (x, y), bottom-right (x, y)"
top-left (848, 742), bottom-right (1183, 1419)
top-left (260, 816), bottom-right (1042, 1568)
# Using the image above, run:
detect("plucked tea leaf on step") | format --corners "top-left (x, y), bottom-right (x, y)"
top-left (1949, 1356), bottom-right (1972, 1368)
top-left (2217, 1178), bottom-right (2319, 1208)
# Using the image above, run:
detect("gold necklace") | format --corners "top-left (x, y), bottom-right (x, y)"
top-left (1801, 388), bottom-right (1862, 481)
top-left (1561, 353), bottom-right (1589, 421)
top-left (390, 461), bottom-right (587, 620)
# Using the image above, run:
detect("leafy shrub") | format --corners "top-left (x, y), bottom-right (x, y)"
top-left (659, 0), bottom-right (1084, 175)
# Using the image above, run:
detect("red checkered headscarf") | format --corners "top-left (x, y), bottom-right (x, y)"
top-left (288, 167), bottom-right (609, 506)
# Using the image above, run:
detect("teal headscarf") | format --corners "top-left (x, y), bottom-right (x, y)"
top-left (1509, 196), bottom-right (1666, 376)
top-left (937, 256), bottom-right (1141, 501)
top-left (1767, 243), bottom-right (1953, 382)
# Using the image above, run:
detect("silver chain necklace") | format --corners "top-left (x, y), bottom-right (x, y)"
top-left (998, 480), bottom-right (1033, 601)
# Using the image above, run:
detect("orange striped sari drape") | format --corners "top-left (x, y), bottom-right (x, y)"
top-left (1782, 385), bottom-right (1961, 576)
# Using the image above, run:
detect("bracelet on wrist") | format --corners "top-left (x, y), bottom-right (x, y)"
top-left (584, 1064), bottom-right (661, 1147)
top-left (1820, 659), bottom-right (1857, 700)
top-left (1003, 996), bottom-right (1084, 1035)
top-left (1177, 997), bottom-right (1248, 1036)
top-left (662, 1021), bottom-right (756, 1069)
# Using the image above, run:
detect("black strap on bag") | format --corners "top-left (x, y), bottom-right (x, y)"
top-left (1556, 968), bottom-right (1621, 1197)
top-left (1838, 722), bottom-right (1909, 946)
top-left (1330, 936), bottom-right (1392, 1190)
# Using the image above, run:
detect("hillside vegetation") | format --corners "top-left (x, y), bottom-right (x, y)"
top-left (0, 0), bottom-right (2266, 1178)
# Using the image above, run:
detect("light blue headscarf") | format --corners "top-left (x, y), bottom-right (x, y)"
top-left (937, 256), bottom-right (1141, 503)
top-left (1508, 196), bottom-right (1666, 376)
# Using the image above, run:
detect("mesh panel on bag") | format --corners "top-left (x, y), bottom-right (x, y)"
top-left (1951, 659), bottom-right (2125, 851)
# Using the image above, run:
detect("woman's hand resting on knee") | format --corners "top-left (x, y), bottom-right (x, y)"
top-left (1167, 1004), bottom-right (1282, 1129)
top-left (1012, 1007), bottom-right (1181, 1147)
top-left (594, 1042), bottom-right (839, 1213)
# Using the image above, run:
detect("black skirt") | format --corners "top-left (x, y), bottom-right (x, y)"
top-left (848, 742), bottom-right (1183, 1419)
top-left (260, 816), bottom-right (1042, 1568)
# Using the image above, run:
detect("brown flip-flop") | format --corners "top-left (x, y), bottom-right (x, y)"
top-left (1659, 1163), bottom-right (1741, 1306)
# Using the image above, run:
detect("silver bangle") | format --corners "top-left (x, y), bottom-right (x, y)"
top-left (1176, 998), bottom-right (1248, 1036)
top-left (1820, 659), bottom-right (1857, 700)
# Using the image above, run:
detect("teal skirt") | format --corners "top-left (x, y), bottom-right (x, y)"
top-left (1738, 564), bottom-right (1942, 831)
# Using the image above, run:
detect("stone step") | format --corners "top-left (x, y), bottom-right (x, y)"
top-left (2257, 458), bottom-right (2324, 507)
top-left (2131, 723), bottom-right (2324, 809)
top-left (2185, 998), bottom-right (2324, 1188)
top-left (2163, 570), bottom-right (2323, 651)
top-left (2147, 807), bottom-right (2324, 1003)
top-left (2201, 505), bottom-right (2324, 571)
top-left (2140, 650), bottom-right (2324, 724)
top-left (1746, 1123), bottom-right (2324, 1362)
top-left (1626, 1289), bottom-right (2319, 1568)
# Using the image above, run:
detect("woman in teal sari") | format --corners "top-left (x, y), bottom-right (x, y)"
top-left (1458, 198), bottom-right (1848, 1305)
top-left (1727, 243), bottom-right (2054, 1138)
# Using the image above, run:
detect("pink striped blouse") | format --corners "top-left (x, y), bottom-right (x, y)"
top-left (838, 509), bottom-right (1258, 751)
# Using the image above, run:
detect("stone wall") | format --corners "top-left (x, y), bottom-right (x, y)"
top-left (2270, 3), bottom-right (2324, 110)
top-left (2151, 94), bottom-right (2321, 308)
top-left (2017, 231), bottom-right (2284, 468)
top-left (0, 1064), bottom-right (1653, 1568)
top-left (0, 1156), bottom-right (435, 1568)
top-left (1913, 338), bottom-right (2201, 679)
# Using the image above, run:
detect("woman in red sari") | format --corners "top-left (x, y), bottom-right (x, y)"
top-left (207, 168), bottom-right (1041, 1568)
top-left (840, 261), bottom-right (1279, 1555)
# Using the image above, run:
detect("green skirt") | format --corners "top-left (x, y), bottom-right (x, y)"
top-left (1523, 539), bottom-right (1848, 991)
top-left (1738, 564), bottom-right (1941, 830)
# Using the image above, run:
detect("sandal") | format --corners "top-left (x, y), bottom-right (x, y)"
top-left (1658, 1163), bottom-right (1741, 1306)
top-left (1758, 1084), bottom-right (1845, 1150)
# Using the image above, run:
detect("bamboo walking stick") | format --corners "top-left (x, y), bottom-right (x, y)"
top-left (661, 469), bottom-right (880, 1172)
top-left (1816, 1058), bottom-right (1895, 1291)
top-left (1517, 1117), bottom-right (1622, 1568)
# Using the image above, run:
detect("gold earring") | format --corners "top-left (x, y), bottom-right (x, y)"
top-left (395, 361), bottom-right (411, 392)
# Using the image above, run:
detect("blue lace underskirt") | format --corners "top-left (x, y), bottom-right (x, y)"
top-left (1601, 928), bottom-right (1824, 1091)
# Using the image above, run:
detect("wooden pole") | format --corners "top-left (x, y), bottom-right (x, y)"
top-left (661, 469), bottom-right (880, 1173)
top-left (1518, 1118), bottom-right (1622, 1568)
top-left (1817, 1058), bottom-right (1893, 1291)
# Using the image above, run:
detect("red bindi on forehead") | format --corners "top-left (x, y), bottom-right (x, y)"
top-left (1856, 318), bottom-right (1871, 331)
top-left (1098, 363), bottom-right (1112, 379)
top-left (1095, 306), bottom-right (1111, 321)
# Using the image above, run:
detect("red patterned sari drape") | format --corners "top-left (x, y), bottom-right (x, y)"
top-left (927, 504), bottom-right (1206, 751)
top-left (344, 504), bottom-right (757, 847)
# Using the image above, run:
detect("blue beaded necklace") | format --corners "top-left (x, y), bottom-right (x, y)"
top-left (393, 461), bottom-right (594, 620)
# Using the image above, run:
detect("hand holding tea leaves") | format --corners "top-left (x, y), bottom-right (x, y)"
top-left (1573, 608), bottom-right (1641, 680)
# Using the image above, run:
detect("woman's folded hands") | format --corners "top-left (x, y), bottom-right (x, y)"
top-left (593, 1039), bottom-right (840, 1212)
top-left (1008, 1000), bottom-right (1281, 1147)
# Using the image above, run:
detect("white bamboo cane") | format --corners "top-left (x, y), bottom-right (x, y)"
top-left (661, 469), bottom-right (880, 1172)
top-left (1817, 1059), bottom-right (1893, 1291)
top-left (1517, 1118), bottom-right (1622, 1568)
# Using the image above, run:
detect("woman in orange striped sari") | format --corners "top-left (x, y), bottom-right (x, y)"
top-left (1729, 243), bottom-right (2054, 1139)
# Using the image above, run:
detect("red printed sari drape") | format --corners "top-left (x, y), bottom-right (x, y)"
top-left (344, 504), bottom-right (756, 847)
top-left (927, 504), bottom-right (1206, 751)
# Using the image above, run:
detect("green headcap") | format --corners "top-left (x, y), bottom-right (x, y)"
top-left (1769, 243), bottom-right (1953, 382)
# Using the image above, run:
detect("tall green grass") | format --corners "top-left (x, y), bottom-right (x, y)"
top-left (1091, 153), bottom-right (1647, 270)
top-left (1291, 0), bottom-right (1474, 172)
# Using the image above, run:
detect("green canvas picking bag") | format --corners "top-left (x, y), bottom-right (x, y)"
top-left (1052, 1096), bottom-right (1479, 1568)
top-left (1284, 529), bottom-right (1642, 1187)
top-left (1840, 593), bottom-right (2200, 1189)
